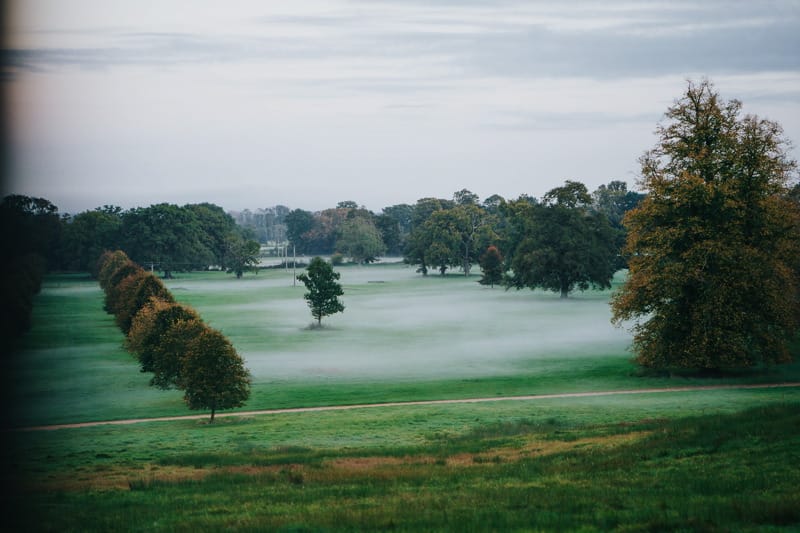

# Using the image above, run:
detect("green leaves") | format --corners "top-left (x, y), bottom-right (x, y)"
top-left (297, 257), bottom-right (345, 325)
top-left (612, 79), bottom-right (800, 370)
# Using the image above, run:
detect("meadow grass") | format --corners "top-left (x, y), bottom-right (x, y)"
top-left (8, 397), bottom-right (800, 531)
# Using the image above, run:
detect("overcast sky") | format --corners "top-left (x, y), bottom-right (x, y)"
top-left (4, 0), bottom-right (799, 214)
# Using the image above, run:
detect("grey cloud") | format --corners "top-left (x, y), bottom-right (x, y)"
top-left (6, 1), bottom-right (799, 83)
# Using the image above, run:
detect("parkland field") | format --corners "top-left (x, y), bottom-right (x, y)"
top-left (7, 262), bottom-right (800, 531)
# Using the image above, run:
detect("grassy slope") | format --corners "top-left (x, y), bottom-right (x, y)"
top-left (9, 401), bottom-right (800, 531)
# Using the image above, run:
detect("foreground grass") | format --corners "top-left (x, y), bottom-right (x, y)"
top-left (9, 401), bottom-right (800, 532)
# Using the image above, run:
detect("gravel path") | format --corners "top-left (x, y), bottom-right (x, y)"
top-left (15, 382), bottom-right (800, 432)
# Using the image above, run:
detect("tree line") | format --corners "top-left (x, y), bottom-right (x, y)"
top-left (97, 250), bottom-right (250, 421)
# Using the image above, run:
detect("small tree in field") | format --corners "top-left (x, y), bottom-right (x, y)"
top-left (297, 256), bottom-right (345, 326)
top-left (479, 245), bottom-right (504, 288)
top-left (181, 326), bottom-right (251, 422)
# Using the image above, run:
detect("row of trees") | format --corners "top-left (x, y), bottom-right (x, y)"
top-left (0, 200), bottom-right (261, 279)
top-left (97, 250), bottom-right (251, 421)
top-left (0, 196), bottom-right (59, 346)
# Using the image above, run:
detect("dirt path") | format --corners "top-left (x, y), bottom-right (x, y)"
top-left (15, 382), bottom-right (800, 432)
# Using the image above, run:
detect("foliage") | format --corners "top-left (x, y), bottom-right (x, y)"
top-left (120, 203), bottom-right (214, 278)
top-left (478, 245), bottom-right (504, 288)
top-left (297, 257), bottom-right (345, 325)
top-left (0, 194), bottom-right (62, 270)
top-left (0, 195), bottom-right (61, 346)
top-left (591, 181), bottom-right (645, 269)
top-left (97, 250), bottom-right (135, 291)
top-left (60, 206), bottom-right (123, 273)
top-left (0, 253), bottom-right (46, 342)
top-left (423, 209), bottom-right (463, 275)
top-left (506, 181), bottom-right (619, 298)
top-left (225, 238), bottom-right (260, 278)
top-left (93, 250), bottom-right (250, 420)
top-left (612, 79), bottom-right (800, 369)
top-left (102, 260), bottom-right (145, 314)
top-left (377, 203), bottom-right (413, 255)
top-left (335, 216), bottom-right (386, 264)
top-left (181, 326), bottom-right (251, 422)
top-left (403, 195), bottom-right (495, 276)
top-left (184, 203), bottom-right (240, 269)
top-left (126, 298), bottom-right (201, 383)
top-left (285, 209), bottom-right (316, 254)
top-left (115, 272), bottom-right (175, 334)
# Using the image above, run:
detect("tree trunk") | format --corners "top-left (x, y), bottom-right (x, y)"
top-left (560, 287), bottom-right (569, 299)
top-left (210, 408), bottom-right (216, 423)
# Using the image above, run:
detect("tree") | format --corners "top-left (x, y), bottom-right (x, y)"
top-left (479, 245), bottom-right (504, 288)
top-left (403, 197), bottom-right (456, 275)
top-left (506, 181), bottom-right (619, 298)
top-left (612, 80), bottom-right (800, 370)
top-left (297, 257), bottom-right (345, 326)
top-left (60, 207), bottom-right (122, 273)
top-left (453, 188), bottom-right (479, 206)
top-left (285, 209), bottom-right (315, 254)
top-left (97, 250), bottom-right (132, 291)
top-left (120, 203), bottom-right (214, 278)
top-left (591, 181), bottom-right (645, 269)
top-left (185, 203), bottom-right (240, 270)
top-left (423, 209), bottom-right (463, 275)
top-left (126, 298), bottom-right (201, 382)
top-left (336, 216), bottom-right (387, 264)
top-left (181, 326), bottom-right (251, 422)
top-left (102, 259), bottom-right (145, 314)
top-left (114, 272), bottom-right (174, 334)
top-left (226, 238), bottom-right (261, 278)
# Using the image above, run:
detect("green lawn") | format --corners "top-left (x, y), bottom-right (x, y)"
top-left (7, 264), bottom-right (800, 531)
top-left (11, 265), bottom-right (800, 427)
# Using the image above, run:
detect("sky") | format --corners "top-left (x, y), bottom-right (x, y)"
top-left (3, 0), bottom-right (800, 215)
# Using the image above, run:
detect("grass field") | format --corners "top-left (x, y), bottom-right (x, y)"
top-left (7, 263), bottom-right (800, 531)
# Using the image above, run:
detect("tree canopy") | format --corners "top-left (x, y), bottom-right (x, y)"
top-left (506, 182), bottom-right (619, 298)
top-left (611, 79), bottom-right (800, 370)
top-left (297, 257), bottom-right (345, 326)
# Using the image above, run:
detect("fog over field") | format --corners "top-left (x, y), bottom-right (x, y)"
top-left (167, 265), bottom-right (631, 381)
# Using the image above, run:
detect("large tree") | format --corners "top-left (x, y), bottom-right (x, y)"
top-left (611, 79), bottom-right (800, 370)
top-left (297, 257), bottom-right (345, 326)
top-left (506, 181), bottom-right (619, 298)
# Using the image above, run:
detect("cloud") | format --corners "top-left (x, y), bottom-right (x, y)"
top-left (7, 1), bottom-right (798, 82)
